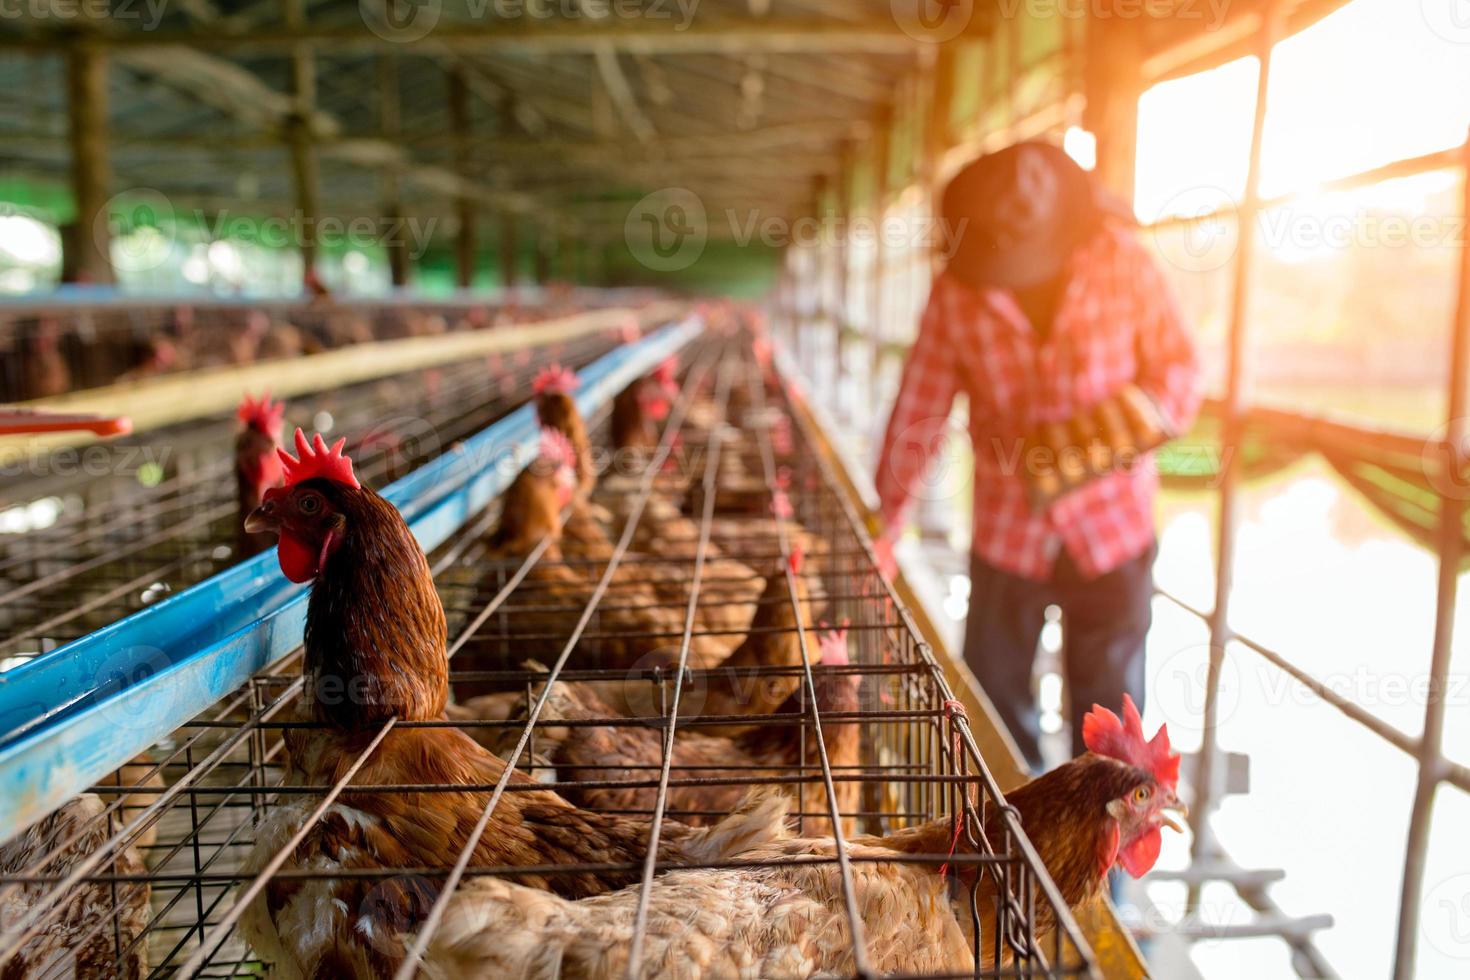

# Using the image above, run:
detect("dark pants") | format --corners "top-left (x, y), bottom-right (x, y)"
top-left (962, 541), bottom-right (1155, 772)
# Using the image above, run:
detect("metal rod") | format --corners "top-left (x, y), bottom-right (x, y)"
top-left (1188, 1), bottom-right (1283, 914)
top-left (1391, 128), bottom-right (1470, 980)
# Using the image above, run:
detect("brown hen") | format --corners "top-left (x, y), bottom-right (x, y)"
top-left (236, 431), bottom-right (782, 978)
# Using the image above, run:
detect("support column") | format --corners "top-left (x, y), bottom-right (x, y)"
top-left (1190, 1), bottom-right (1284, 914)
top-left (448, 67), bottom-right (476, 290)
top-left (283, 0), bottom-right (320, 284)
top-left (1392, 129), bottom-right (1470, 980)
top-left (533, 228), bottom-right (553, 285)
top-left (499, 211), bottom-right (519, 290)
top-left (869, 105), bottom-right (893, 352)
top-left (379, 53), bottom-right (414, 289)
top-left (64, 40), bottom-right (112, 285)
top-left (1083, 15), bottom-right (1145, 205)
top-left (380, 53), bottom-right (410, 289)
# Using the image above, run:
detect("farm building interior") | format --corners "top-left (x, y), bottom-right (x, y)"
top-left (1, 0), bottom-right (1468, 978)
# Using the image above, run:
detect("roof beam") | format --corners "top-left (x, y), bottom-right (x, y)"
top-left (3, 119), bottom-right (865, 157)
top-left (593, 45), bottom-right (655, 144)
top-left (1, 19), bottom-right (951, 54)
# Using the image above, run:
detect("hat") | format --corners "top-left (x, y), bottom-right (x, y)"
top-left (941, 141), bottom-right (1120, 290)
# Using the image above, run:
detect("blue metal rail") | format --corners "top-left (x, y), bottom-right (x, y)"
top-left (0, 315), bottom-right (702, 838)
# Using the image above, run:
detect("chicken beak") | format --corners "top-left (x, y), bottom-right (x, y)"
top-left (1159, 795), bottom-right (1188, 834)
top-left (243, 499), bottom-right (279, 535)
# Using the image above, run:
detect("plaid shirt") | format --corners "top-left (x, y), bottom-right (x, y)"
top-left (875, 226), bottom-right (1201, 582)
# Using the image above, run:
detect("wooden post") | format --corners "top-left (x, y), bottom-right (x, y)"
top-left (533, 228), bottom-right (553, 285)
top-left (1083, 15), bottom-right (1144, 205)
top-left (64, 40), bottom-right (112, 285)
top-left (448, 66), bottom-right (476, 290)
top-left (869, 104), bottom-right (893, 350)
top-left (283, 0), bottom-right (320, 284)
top-left (499, 211), bottom-right (519, 290)
top-left (380, 53), bottom-right (410, 288)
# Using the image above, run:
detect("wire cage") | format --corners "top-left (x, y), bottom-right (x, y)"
top-left (0, 289), bottom-right (660, 402)
top-left (0, 324), bottom-right (1096, 979)
top-left (0, 328), bottom-right (619, 675)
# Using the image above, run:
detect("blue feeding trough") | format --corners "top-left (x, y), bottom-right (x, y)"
top-left (0, 315), bottom-right (702, 839)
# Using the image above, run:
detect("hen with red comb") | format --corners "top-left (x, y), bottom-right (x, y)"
top-left (235, 394), bottom-right (287, 559)
top-left (1082, 693), bottom-right (1180, 792)
top-left (278, 429), bottom-right (360, 490)
top-left (236, 392), bottom-right (285, 439)
top-left (532, 363), bottom-right (579, 396)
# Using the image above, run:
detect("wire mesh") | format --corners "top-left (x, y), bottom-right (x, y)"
top-left (0, 329), bottom-right (618, 671)
top-left (0, 327), bottom-right (1096, 979)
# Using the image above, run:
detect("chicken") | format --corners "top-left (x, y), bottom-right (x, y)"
top-left (609, 357), bottom-right (677, 453)
top-left (424, 696), bottom-right (1184, 978)
top-left (0, 793), bottom-right (150, 979)
top-left (236, 430), bottom-right (788, 978)
top-left (21, 316), bottom-right (70, 399)
top-left (532, 364), bottom-right (595, 499)
top-left (463, 429), bottom-right (732, 698)
top-left (483, 625), bottom-right (860, 835)
top-left (531, 364), bottom-right (767, 659)
top-left (235, 392), bottom-right (285, 559)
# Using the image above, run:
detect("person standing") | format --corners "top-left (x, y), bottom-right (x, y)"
top-left (875, 141), bottom-right (1202, 772)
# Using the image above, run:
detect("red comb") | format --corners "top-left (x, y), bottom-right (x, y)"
top-left (1082, 694), bottom-right (1179, 791)
top-left (533, 364), bottom-right (579, 396)
top-left (538, 426), bottom-right (577, 470)
top-left (237, 392), bottom-right (285, 439)
top-left (787, 546), bottom-right (804, 577)
top-left (277, 429), bottom-right (359, 489)
top-left (653, 356), bottom-right (678, 390)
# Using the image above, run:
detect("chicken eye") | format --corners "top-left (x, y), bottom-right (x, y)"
top-left (298, 493), bottom-right (323, 515)
top-left (1133, 786), bottom-right (1151, 805)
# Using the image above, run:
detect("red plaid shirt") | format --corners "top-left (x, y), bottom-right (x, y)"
top-left (875, 227), bottom-right (1201, 582)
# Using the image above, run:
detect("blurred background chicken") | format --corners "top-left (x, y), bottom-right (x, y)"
top-left (234, 392), bottom-right (285, 559)
top-left (466, 431), bottom-right (733, 696)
